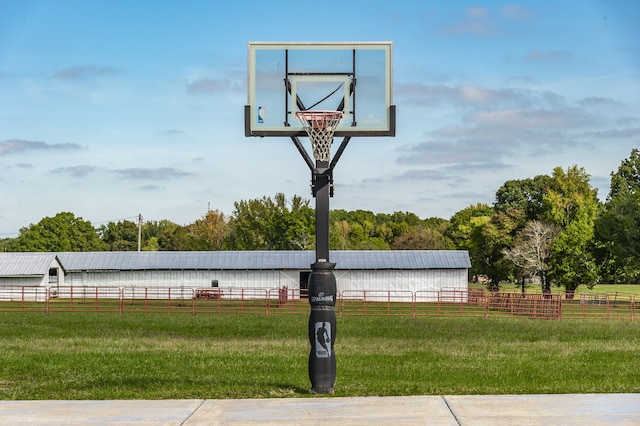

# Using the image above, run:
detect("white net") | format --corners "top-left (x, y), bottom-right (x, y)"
top-left (295, 110), bottom-right (343, 162)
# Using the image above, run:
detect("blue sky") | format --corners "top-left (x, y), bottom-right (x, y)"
top-left (1, 0), bottom-right (639, 236)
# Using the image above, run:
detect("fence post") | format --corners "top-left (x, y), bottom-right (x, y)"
top-left (484, 291), bottom-right (489, 319)
top-left (558, 296), bottom-right (563, 320)
top-left (290, 288), bottom-right (296, 314)
top-left (412, 292), bottom-right (416, 318)
top-left (266, 289), bottom-right (271, 316)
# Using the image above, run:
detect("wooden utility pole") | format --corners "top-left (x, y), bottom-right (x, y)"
top-left (137, 214), bottom-right (143, 251)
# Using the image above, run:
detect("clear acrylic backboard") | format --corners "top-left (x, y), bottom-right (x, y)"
top-left (245, 42), bottom-right (394, 138)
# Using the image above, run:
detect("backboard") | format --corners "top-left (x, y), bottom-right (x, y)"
top-left (245, 42), bottom-right (394, 138)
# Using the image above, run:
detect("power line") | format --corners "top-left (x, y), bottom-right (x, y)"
top-left (92, 216), bottom-right (139, 226)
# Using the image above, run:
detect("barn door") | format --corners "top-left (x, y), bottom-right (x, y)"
top-left (299, 271), bottom-right (311, 298)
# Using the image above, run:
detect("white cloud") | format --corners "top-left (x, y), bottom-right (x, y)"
top-left (113, 167), bottom-right (193, 180)
top-left (395, 83), bottom-right (528, 107)
top-left (0, 139), bottom-right (83, 156)
top-left (589, 127), bottom-right (640, 138)
top-left (54, 66), bottom-right (122, 80)
top-left (439, 4), bottom-right (535, 37)
top-left (578, 97), bottom-right (625, 108)
top-left (158, 129), bottom-right (187, 137)
top-left (472, 107), bottom-right (593, 129)
top-left (500, 4), bottom-right (535, 21)
top-left (50, 165), bottom-right (96, 177)
top-left (520, 50), bottom-right (575, 63)
top-left (185, 73), bottom-right (243, 94)
top-left (139, 185), bottom-right (165, 191)
top-left (441, 7), bottom-right (496, 36)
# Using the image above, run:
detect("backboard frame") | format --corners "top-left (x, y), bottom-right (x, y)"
top-left (245, 41), bottom-right (395, 138)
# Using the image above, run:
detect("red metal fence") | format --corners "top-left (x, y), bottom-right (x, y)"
top-left (0, 286), bottom-right (636, 321)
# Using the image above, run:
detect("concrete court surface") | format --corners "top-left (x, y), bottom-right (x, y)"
top-left (0, 394), bottom-right (638, 425)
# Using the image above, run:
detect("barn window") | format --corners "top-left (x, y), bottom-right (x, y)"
top-left (48, 268), bottom-right (58, 285)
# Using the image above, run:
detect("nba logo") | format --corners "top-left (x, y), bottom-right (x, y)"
top-left (314, 322), bottom-right (331, 358)
top-left (258, 106), bottom-right (265, 124)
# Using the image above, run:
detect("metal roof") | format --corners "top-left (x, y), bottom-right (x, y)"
top-left (55, 250), bottom-right (471, 271)
top-left (0, 253), bottom-right (61, 277)
top-left (0, 251), bottom-right (470, 274)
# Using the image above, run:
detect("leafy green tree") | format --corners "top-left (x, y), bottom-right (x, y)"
top-left (474, 209), bottom-right (526, 285)
top-left (391, 226), bottom-right (454, 250)
top-left (446, 203), bottom-right (494, 249)
top-left (157, 221), bottom-right (190, 251)
top-left (141, 219), bottom-right (178, 251)
top-left (226, 197), bottom-right (272, 250)
top-left (268, 195), bottom-right (315, 250)
top-left (494, 175), bottom-right (552, 221)
top-left (595, 148), bottom-right (640, 282)
top-left (422, 216), bottom-right (450, 233)
top-left (376, 211), bottom-right (424, 242)
top-left (388, 215), bottom-right (452, 250)
top-left (153, 211), bottom-right (231, 252)
top-left (446, 203), bottom-right (494, 279)
top-left (331, 219), bottom-right (351, 250)
top-left (0, 238), bottom-right (14, 251)
top-left (343, 210), bottom-right (377, 248)
top-left (328, 209), bottom-right (391, 250)
top-left (8, 212), bottom-right (108, 252)
top-left (186, 210), bottom-right (229, 251)
top-left (227, 193), bottom-right (314, 250)
top-left (100, 220), bottom-right (138, 251)
top-left (544, 166), bottom-right (599, 294)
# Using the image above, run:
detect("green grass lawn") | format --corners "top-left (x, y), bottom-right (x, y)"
top-left (472, 282), bottom-right (640, 295)
top-left (1, 313), bottom-right (639, 400)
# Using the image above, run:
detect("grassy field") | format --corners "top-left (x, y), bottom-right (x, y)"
top-left (0, 313), bottom-right (639, 400)
top-left (470, 282), bottom-right (640, 295)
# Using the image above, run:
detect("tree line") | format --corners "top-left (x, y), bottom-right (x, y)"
top-left (2, 149), bottom-right (638, 292)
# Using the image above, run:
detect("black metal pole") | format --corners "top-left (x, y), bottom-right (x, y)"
top-left (307, 159), bottom-right (337, 394)
top-left (315, 161), bottom-right (331, 261)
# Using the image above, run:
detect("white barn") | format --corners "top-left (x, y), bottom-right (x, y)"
top-left (1, 251), bottom-right (471, 300)
top-left (0, 253), bottom-right (65, 301)
top-left (0, 253), bottom-right (65, 287)
top-left (0, 250), bottom-right (471, 301)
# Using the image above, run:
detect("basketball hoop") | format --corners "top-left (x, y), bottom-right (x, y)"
top-left (295, 110), bottom-right (343, 162)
